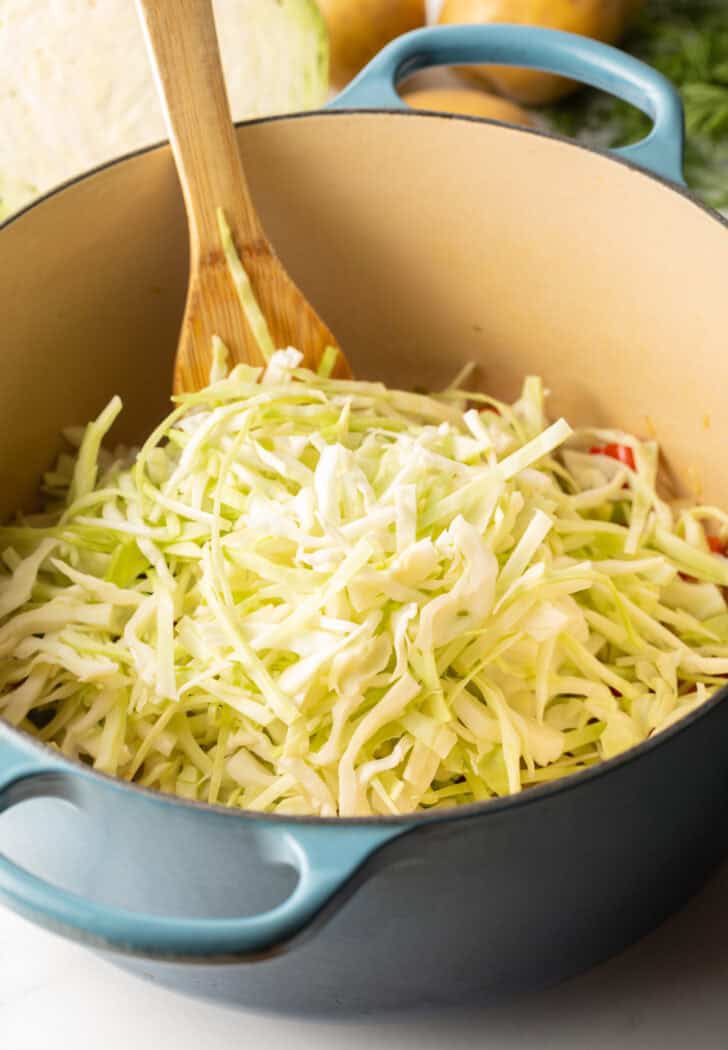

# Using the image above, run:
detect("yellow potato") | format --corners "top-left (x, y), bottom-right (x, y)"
top-left (402, 87), bottom-right (535, 126)
top-left (438, 0), bottom-right (646, 104)
top-left (318, 0), bottom-right (426, 90)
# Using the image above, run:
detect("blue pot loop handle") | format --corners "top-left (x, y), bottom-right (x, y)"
top-left (330, 24), bottom-right (686, 186)
top-left (0, 730), bottom-right (405, 959)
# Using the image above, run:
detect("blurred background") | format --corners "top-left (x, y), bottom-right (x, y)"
top-left (1, 0), bottom-right (726, 220)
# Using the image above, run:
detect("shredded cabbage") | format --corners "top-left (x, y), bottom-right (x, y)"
top-left (3, 212), bottom-right (728, 816)
top-left (2, 353), bottom-right (728, 816)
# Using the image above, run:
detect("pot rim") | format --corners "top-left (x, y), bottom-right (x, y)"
top-left (2, 105), bottom-right (727, 829)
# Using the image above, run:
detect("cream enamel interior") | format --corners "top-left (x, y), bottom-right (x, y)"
top-left (1, 111), bottom-right (727, 514)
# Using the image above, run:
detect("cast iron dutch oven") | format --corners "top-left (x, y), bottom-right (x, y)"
top-left (2, 25), bottom-right (728, 1016)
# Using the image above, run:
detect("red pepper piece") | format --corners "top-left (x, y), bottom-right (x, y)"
top-left (589, 444), bottom-right (636, 471)
top-left (708, 536), bottom-right (726, 555)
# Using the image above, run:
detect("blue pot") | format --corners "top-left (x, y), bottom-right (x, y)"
top-left (1, 25), bottom-right (726, 1015)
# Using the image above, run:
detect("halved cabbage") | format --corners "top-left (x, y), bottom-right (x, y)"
top-left (0, 0), bottom-right (328, 219)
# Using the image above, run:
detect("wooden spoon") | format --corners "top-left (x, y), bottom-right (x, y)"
top-left (135, 0), bottom-right (350, 393)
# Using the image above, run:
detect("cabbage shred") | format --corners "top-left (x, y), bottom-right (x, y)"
top-left (2, 356), bottom-right (728, 815)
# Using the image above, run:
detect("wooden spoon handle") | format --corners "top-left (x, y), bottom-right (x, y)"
top-left (136, 0), bottom-right (262, 261)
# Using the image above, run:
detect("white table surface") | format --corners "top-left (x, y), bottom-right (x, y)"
top-left (3, 855), bottom-right (728, 1050)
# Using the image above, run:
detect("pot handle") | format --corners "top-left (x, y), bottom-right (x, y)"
top-left (330, 25), bottom-right (685, 185)
top-left (0, 732), bottom-right (406, 959)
